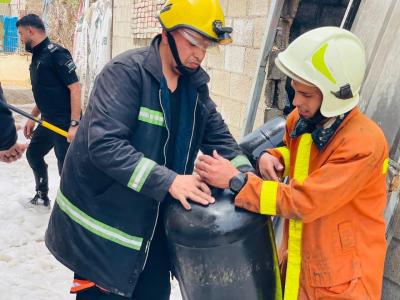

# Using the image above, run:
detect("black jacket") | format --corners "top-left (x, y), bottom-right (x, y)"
top-left (30, 38), bottom-right (79, 125)
top-left (0, 85), bottom-right (17, 151)
top-left (45, 36), bottom-right (252, 297)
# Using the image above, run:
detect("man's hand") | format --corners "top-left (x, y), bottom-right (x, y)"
top-left (23, 119), bottom-right (36, 139)
top-left (67, 126), bottom-right (79, 143)
top-left (258, 152), bottom-right (284, 181)
top-left (195, 150), bottom-right (240, 189)
top-left (168, 174), bottom-right (214, 210)
top-left (0, 142), bottom-right (28, 163)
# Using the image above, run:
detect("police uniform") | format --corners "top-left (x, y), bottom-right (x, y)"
top-left (27, 37), bottom-right (79, 202)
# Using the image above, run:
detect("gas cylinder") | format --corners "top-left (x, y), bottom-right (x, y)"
top-left (165, 189), bottom-right (281, 300)
top-left (164, 116), bottom-right (285, 300)
top-left (239, 116), bottom-right (286, 165)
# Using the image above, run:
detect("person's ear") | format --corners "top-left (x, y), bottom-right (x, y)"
top-left (161, 30), bottom-right (168, 45)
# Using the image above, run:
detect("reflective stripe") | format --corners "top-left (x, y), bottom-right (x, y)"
top-left (285, 220), bottom-right (303, 299)
top-left (128, 157), bottom-right (156, 192)
top-left (56, 190), bottom-right (143, 250)
top-left (260, 181), bottom-right (278, 215)
top-left (284, 133), bottom-right (312, 300)
top-left (382, 158), bottom-right (389, 174)
top-left (312, 43), bottom-right (337, 84)
top-left (275, 146), bottom-right (290, 177)
top-left (267, 218), bottom-right (283, 300)
top-left (293, 134), bottom-right (312, 183)
top-left (138, 107), bottom-right (165, 127)
top-left (231, 155), bottom-right (252, 169)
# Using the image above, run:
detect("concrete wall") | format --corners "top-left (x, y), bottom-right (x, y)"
top-left (112, 0), bottom-right (135, 56)
top-left (0, 3), bottom-right (11, 15)
top-left (25, 0), bottom-right (42, 15)
top-left (111, 0), bottom-right (271, 140)
top-left (112, 0), bottom-right (163, 56)
top-left (203, 0), bottom-right (271, 139)
top-left (352, 0), bottom-right (400, 297)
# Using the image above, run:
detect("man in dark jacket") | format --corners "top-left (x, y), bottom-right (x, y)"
top-left (17, 14), bottom-right (81, 206)
top-left (45, 1), bottom-right (252, 299)
top-left (0, 83), bottom-right (27, 162)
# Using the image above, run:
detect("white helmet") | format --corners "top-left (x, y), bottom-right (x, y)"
top-left (275, 27), bottom-right (366, 117)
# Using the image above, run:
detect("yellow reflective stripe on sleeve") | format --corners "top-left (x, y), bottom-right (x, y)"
top-left (260, 181), bottom-right (278, 215)
top-left (231, 155), bottom-right (252, 169)
top-left (382, 158), bottom-right (389, 174)
top-left (267, 218), bottom-right (283, 300)
top-left (284, 133), bottom-right (312, 300)
top-left (128, 157), bottom-right (156, 192)
top-left (275, 146), bottom-right (290, 177)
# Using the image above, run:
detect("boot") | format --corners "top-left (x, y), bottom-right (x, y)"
top-left (30, 172), bottom-right (50, 207)
top-left (30, 190), bottom-right (51, 207)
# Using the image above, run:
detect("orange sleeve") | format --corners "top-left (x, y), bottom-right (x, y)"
top-left (236, 127), bottom-right (388, 224)
top-left (277, 134), bottom-right (388, 223)
top-left (235, 172), bottom-right (280, 216)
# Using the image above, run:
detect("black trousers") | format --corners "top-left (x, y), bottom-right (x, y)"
top-left (26, 124), bottom-right (69, 191)
top-left (76, 211), bottom-right (171, 300)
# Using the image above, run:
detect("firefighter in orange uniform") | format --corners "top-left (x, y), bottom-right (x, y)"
top-left (196, 27), bottom-right (389, 300)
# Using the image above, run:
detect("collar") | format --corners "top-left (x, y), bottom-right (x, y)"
top-left (290, 109), bottom-right (352, 150)
top-left (32, 37), bottom-right (50, 55)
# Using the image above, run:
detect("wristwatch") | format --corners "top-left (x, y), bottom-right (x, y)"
top-left (70, 119), bottom-right (80, 127)
top-left (229, 172), bottom-right (248, 195)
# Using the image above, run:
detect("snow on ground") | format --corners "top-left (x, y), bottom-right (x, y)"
top-left (0, 116), bottom-right (182, 299)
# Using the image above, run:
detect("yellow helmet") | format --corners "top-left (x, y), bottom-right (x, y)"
top-left (158, 0), bottom-right (232, 45)
top-left (275, 27), bottom-right (366, 117)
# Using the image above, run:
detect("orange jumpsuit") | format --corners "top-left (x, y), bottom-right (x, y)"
top-left (235, 107), bottom-right (388, 300)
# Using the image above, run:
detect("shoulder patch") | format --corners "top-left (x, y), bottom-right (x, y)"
top-left (47, 43), bottom-right (59, 53)
top-left (65, 59), bottom-right (77, 73)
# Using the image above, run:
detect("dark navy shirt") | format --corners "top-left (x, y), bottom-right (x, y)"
top-left (30, 38), bottom-right (78, 125)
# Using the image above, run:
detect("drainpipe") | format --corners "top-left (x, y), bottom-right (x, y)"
top-left (241, 0), bottom-right (285, 137)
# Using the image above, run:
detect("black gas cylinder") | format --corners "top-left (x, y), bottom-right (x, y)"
top-left (165, 188), bottom-right (280, 300)
top-left (239, 116), bottom-right (286, 165)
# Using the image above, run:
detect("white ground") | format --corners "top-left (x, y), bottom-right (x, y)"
top-left (0, 115), bottom-right (182, 299)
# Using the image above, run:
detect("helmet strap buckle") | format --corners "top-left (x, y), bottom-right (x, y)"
top-left (331, 83), bottom-right (353, 100)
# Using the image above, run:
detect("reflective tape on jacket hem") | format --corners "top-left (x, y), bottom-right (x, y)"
top-left (284, 133), bottom-right (312, 300)
top-left (138, 107), bottom-right (165, 127)
top-left (231, 155), bottom-right (252, 169)
top-left (267, 219), bottom-right (283, 300)
top-left (56, 190), bottom-right (143, 251)
top-left (275, 146), bottom-right (290, 178)
top-left (285, 219), bottom-right (303, 300)
top-left (128, 157), bottom-right (156, 192)
top-left (260, 181), bottom-right (278, 215)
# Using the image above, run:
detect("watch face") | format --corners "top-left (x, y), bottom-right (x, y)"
top-left (230, 173), bottom-right (246, 193)
top-left (230, 177), bottom-right (243, 192)
top-left (70, 120), bottom-right (79, 127)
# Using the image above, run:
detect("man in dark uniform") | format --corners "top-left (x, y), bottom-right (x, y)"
top-left (16, 14), bottom-right (81, 207)
top-left (0, 83), bottom-right (27, 162)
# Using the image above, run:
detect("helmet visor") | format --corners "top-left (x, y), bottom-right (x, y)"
top-left (179, 28), bottom-right (219, 52)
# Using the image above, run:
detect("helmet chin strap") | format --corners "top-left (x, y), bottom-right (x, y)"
top-left (166, 30), bottom-right (200, 77)
top-left (301, 109), bottom-right (327, 126)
